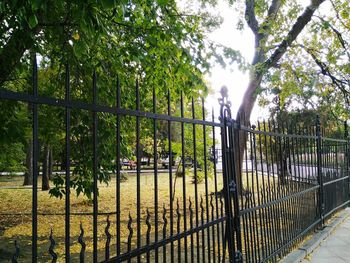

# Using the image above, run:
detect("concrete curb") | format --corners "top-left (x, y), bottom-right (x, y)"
top-left (280, 208), bottom-right (350, 263)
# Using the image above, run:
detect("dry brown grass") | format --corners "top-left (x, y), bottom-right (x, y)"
top-left (0, 171), bottom-right (224, 262)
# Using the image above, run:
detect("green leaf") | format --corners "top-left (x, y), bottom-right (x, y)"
top-left (340, 10), bottom-right (349, 19)
top-left (157, 0), bottom-right (168, 6)
top-left (28, 14), bottom-right (38, 29)
top-left (101, 0), bottom-right (115, 9)
top-left (31, 0), bottom-right (41, 10)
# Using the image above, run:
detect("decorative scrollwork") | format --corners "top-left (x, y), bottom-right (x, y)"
top-left (189, 197), bottom-right (193, 227)
top-left (210, 194), bottom-right (215, 219)
top-left (219, 195), bottom-right (224, 215)
top-left (49, 229), bottom-right (58, 263)
top-left (200, 196), bottom-right (204, 223)
top-left (105, 215), bottom-right (112, 260)
top-left (244, 190), bottom-right (250, 209)
top-left (78, 222), bottom-right (86, 263)
top-left (162, 205), bottom-right (167, 238)
top-left (127, 213), bottom-right (133, 252)
top-left (176, 199), bottom-right (181, 233)
top-left (218, 86), bottom-right (232, 120)
top-left (146, 208), bottom-right (151, 244)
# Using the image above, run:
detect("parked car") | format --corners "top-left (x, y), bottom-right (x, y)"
top-left (161, 156), bottom-right (176, 168)
top-left (120, 159), bottom-right (136, 170)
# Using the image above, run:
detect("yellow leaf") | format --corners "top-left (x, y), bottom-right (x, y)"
top-left (72, 32), bottom-right (80, 41)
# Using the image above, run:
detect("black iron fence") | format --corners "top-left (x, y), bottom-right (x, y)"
top-left (221, 108), bottom-right (350, 262)
top-left (0, 58), bottom-right (349, 263)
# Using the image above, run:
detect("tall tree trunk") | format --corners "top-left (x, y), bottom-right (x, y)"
top-left (234, 73), bottom-right (263, 194)
top-left (42, 145), bottom-right (50, 191)
top-left (48, 147), bottom-right (53, 179)
top-left (61, 151), bottom-right (67, 171)
top-left (23, 140), bottom-right (33, 185)
top-left (233, 0), bottom-right (325, 192)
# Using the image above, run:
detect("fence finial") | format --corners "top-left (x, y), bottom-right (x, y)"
top-left (220, 86), bottom-right (228, 98)
top-left (218, 86), bottom-right (232, 120)
top-left (218, 86), bottom-right (231, 107)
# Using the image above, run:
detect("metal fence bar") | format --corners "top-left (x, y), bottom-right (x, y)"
top-left (218, 87), bottom-right (236, 263)
top-left (116, 75), bottom-right (121, 257)
top-left (65, 63), bottom-right (71, 263)
top-left (316, 115), bottom-right (324, 226)
top-left (153, 86), bottom-right (159, 263)
top-left (104, 217), bottom-right (226, 263)
top-left (191, 97), bottom-right (200, 263)
top-left (135, 80), bottom-right (141, 263)
top-left (211, 108), bottom-right (221, 263)
top-left (32, 55), bottom-right (39, 263)
top-left (201, 98), bottom-right (211, 263)
top-left (0, 89), bottom-right (222, 127)
top-left (181, 92), bottom-right (188, 263)
top-left (3, 60), bottom-right (350, 263)
top-left (92, 71), bottom-right (99, 263)
top-left (167, 90), bottom-right (174, 263)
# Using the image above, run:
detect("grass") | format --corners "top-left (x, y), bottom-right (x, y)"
top-left (0, 171), bottom-right (224, 262)
top-left (1, 169), bottom-right (330, 262)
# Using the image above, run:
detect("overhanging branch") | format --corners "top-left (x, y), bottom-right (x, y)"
top-left (265, 0), bottom-right (325, 69)
top-left (299, 44), bottom-right (349, 102)
top-left (245, 0), bottom-right (259, 35)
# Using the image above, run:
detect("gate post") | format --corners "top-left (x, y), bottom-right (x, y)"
top-left (316, 115), bottom-right (324, 226)
top-left (219, 87), bottom-right (242, 263)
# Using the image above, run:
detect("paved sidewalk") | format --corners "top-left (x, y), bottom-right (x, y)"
top-left (301, 215), bottom-right (350, 263)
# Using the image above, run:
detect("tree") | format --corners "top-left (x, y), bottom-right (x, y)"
top-left (236, 0), bottom-right (325, 123)
top-left (225, 0), bottom-right (350, 190)
top-left (0, 100), bottom-right (28, 175)
top-left (255, 0), bottom-right (350, 125)
top-left (1, 0), bottom-right (221, 198)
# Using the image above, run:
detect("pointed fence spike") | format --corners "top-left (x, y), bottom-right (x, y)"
top-left (200, 196), bottom-right (204, 221)
top-left (127, 213), bottom-right (133, 253)
top-left (189, 197), bottom-right (193, 215)
top-left (176, 199), bottom-right (181, 218)
top-left (176, 199), bottom-right (181, 234)
top-left (11, 240), bottom-right (20, 263)
top-left (162, 204), bottom-right (167, 234)
top-left (105, 215), bottom-right (112, 260)
top-left (210, 194), bottom-right (214, 213)
top-left (78, 222), bottom-right (86, 263)
top-left (146, 208), bottom-right (151, 244)
top-left (49, 229), bottom-right (58, 263)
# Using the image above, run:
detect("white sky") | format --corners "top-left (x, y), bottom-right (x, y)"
top-left (204, 1), bottom-right (267, 121)
top-left (204, 0), bottom-right (326, 121)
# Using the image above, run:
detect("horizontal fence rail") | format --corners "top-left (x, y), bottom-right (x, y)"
top-left (229, 114), bottom-right (350, 262)
top-left (0, 59), bottom-right (349, 263)
top-left (0, 57), bottom-right (228, 263)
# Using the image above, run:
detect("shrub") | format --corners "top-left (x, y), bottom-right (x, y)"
top-left (192, 171), bottom-right (205, 184)
top-left (120, 171), bottom-right (128, 182)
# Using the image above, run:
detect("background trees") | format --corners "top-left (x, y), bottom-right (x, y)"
top-left (0, 0), bottom-right (220, 198)
top-left (2, 0), bottom-right (350, 197)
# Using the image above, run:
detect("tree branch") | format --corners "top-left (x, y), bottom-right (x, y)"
top-left (265, 0), bottom-right (325, 69)
top-left (0, 26), bottom-right (39, 87)
top-left (300, 44), bottom-right (349, 100)
top-left (245, 0), bottom-right (259, 35)
top-left (330, 0), bottom-right (349, 30)
top-left (314, 15), bottom-right (350, 61)
top-left (267, 0), bottom-right (282, 18)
